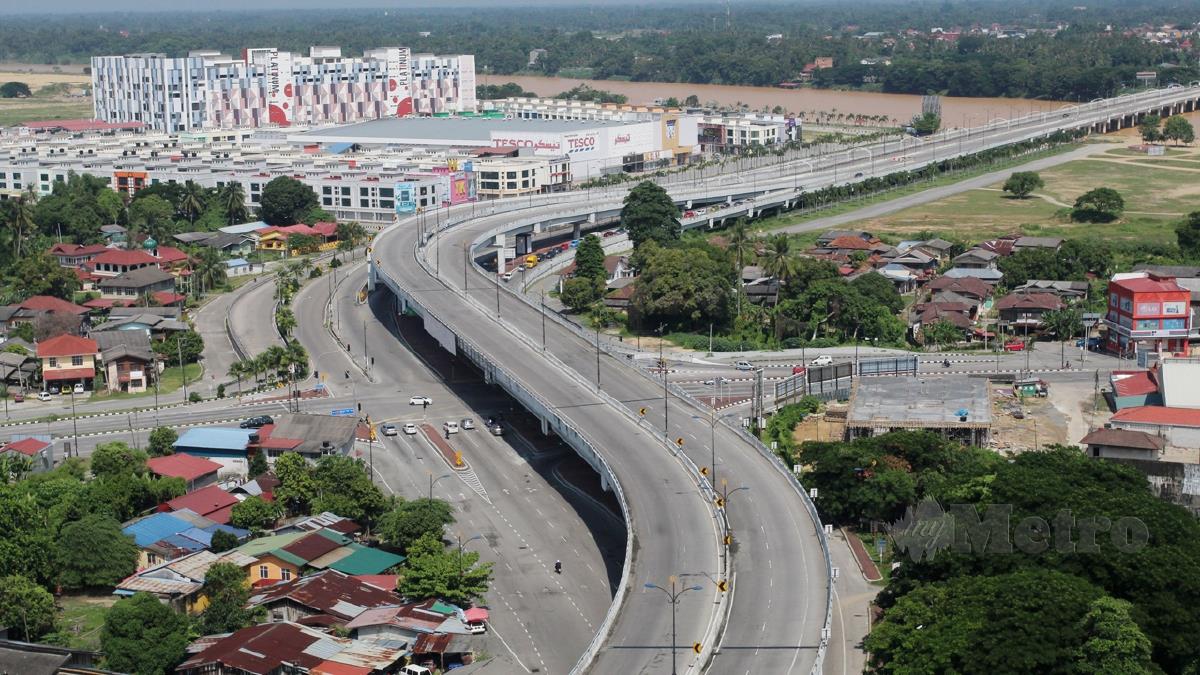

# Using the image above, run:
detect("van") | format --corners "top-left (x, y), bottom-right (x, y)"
top-left (443, 420), bottom-right (460, 435)
top-left (402, 666), bottom-right (431, 675)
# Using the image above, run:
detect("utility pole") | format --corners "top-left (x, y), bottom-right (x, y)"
top-left (363, 319), bottom-right (370, 377)
top-left (658, 323), bottom-right (668, 436)
top-left (495, 269), bottom-right (502, 318)
top-left (178, 337), bottom-right (188, 403)
top-left (540, 290), bottom-right (547, 351)
top-left (595, 327), bottom-right (602, 391)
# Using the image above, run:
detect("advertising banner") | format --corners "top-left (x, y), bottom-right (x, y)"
top-left (395, 181), bottom-right (417, 213)
top-left (387, 47), bottom-right (413, 117)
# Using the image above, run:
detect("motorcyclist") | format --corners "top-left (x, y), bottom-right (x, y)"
top-left (555, 560), bottom-right (562, 574)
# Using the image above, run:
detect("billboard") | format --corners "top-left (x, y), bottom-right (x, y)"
top-left (395, 181), bottom-right (417, 213)
top-left (491, 131), bottom-right (563, 153)
top-left (386, 47), bottom-right (413, 117)
top-left (264, 48), bottom-right (294, 126)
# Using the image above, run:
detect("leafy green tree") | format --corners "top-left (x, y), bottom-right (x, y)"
top-left (6, 252), bottom-right (80, 302)
top-left (1002, 171), bottom-right (1044, 198)
top-left (620, 181), bottom-right (680, 248)
top-left (910, 112), bottom-right (940, 135)
top-left (1072, 187), bottom-right (1124, 223)
top-left (378, 498), bottom-right (456, 553)
top-left (0, 486), bottom-right (54, 584)
top-left (0, 575), bottom-right (57, 641)
top-left (101, 592), bottom-right (189, 675)
top-left (273, 452), bottom-right (315, 515)
top-left (398, 533), bottom-right (493, 604)
top-left (128, 194), bottom-right (177, 242)
top-left (230, 495), bottom-right (282, 532)
top-left (179, 180), bottom-right (207, 226)
top-left (1042, 307), bottom-right (1082, 366)
top-left (152, 329), bottom-right (204, 366)
top-left (199, 563), bottom-right (259, 635)
top-left (221, 183), bottom-right (249, 225)
top-left (630, 241), bottom-right (732, 332)
top-left (574, 233), bottom-right (606, 283)
top-left (191, 246), bottom-right (227, 295)
top-left (1176, 212), bottom-right (1200, 259)
top-left (1163, 115), bottom-right (1195, 146)
top-left (209, 529), bottom-right (240, 553)
top-left (0, 81), bottom-right (31, 98)
top-left (311, 455), bottom-right (387, 523)
top-left (248, 449), bottom-right (269, 478)
top-left (55, 514), bottom-right (138, 590)
top-left (560, 276), bottom-right (602, 313)
top-left (90, 441), bottom-right (148, 478)
top-left (147, 427), bottom-right (177, 457)
top-left (923, 319), bottom-right (963, 349)
top-left (866, 569), bottom-right (1106, 674)
top-left (850, 271), bottom-right (903, 314)
top-left (286, 233), bottom-right (321, 255)
top-left (259, 176), bottom-right (318, 226)
top-left (1075, 596), bottom-right (1154, 675)
top-left (1138, 113), bottom-right (1162, 143)
top-left (684, 94), bottom-right (700, 107)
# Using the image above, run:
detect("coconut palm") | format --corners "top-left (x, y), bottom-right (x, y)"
top-left (759, 233), bottom-right (798, 283)
top-left (180, 180), bottom-right (206, 226)
top-left (221, 183), bottom-right (249, 226)
top-left (9, 190), bottom-right (36, 258)
top-left (228, 361), bottom-right (245, 397)
top-left (191, 246), bottom-right (226, 296)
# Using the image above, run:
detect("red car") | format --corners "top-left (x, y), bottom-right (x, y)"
top-left (1003, 340), bottom-right (1025, 352)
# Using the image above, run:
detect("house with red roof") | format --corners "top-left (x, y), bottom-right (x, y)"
top-left (146, 453), bottom-right (223, 491)
top-left (1105, 272), bottom-right (1192, 357)
top-left (177, 621), bottom-right (408, 675)
top-left (159, 484), bottom-right (239, 525)
top-left (246, 569), bottom-right (402, 625)
top-left (0, 436), bottom-right (53, 472)
top-left (48, 242), bottom-right (111, 267)
top-left (36, 334), bottom-right (98, 390)
top-left (1109, 405), bottom-right (1200, 457)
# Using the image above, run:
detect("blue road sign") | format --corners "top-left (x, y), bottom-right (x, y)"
top-left (331, 408), bottom-right (356, 417)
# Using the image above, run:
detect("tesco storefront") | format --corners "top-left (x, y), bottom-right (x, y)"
top-left (489, 121), bottom-right (658, 178)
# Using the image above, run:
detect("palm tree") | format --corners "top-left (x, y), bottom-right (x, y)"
top-left (180, 180), bottom-right (206, 226)
top-left (760, 233), bottom-right (798, 283)
top-left (228, 361), bottom-right (245, 398)
top-left (192, 247), bottom-right (226, 296)
top-left (222, 183), bottom-right (249, 226)
top-left (10, 190), bottom-right (36, 258)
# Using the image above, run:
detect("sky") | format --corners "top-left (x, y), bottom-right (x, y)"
top-left (0, 0), bottom-right (692, 12)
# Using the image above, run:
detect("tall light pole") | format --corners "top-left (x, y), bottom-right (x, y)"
top-left (428, 471), bottom-right (452, 500)
top-left (716, 479), bottom-right (750, 559)
top-left (644, 576), bottom-right (704, 675)
top-left (595, 326), bottom-right (602, 391)
top-left (455, 532), bottom-right (484, 585)
top-left (540, 289), bottom-right (547, 351)
top-left (658, 323), bottom-right (668, 436)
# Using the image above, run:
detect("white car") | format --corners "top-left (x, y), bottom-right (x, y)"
top-left (443, 420), bottom-right (460, 435)
top-left (380, 423), bottom-right (397, 437)
top-left (403, 422), bottom-right (418, 435)
top-left (409, 395), bottom-right (432, 406)
top-left (72, 383), bottom-right (85, 395)
top-left (810, 355), bottom-right (834, 366)
top-left (734, 360), bottom-right (754, 371)
top-left (502, 271), bottom-right (513, 282)
top-left (37, 391), bottom-right (52, 402)
top-left (466, 621), bottom-right (487, 635)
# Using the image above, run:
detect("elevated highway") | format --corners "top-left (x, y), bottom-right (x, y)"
top-left (366, 83), bottom-right (1200, 674)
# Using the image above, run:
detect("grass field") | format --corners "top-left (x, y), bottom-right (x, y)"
top-left (835, 145), bottom-right (1200, 247)
top-left (56, 594), bottom-right (114, 651)
top-left (0, 70), bottom-right (90, 88)
top-left (89, 363), bottom-right (204, 402)
top-left (0, 69), bottom-right (92, 127)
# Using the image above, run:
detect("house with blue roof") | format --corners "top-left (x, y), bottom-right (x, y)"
top-left (173, 427), bottom-right (257, 476)
top-left (123, 510), bottom-right (249, 571)
top-left (224, 257), bottom-right (261, 277)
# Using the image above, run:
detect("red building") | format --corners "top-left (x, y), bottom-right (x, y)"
top-left (1104, 272), bottom-right (1192, 357)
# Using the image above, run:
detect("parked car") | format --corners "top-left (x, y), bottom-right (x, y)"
top-left (47, 385), bottom-right (59, 395)
top-left (734, 360), bottom-right (755, 371)
top-left (502, 271), bottom-right (513, 282)
top-left (240, 415), bottom-right (273, 429)
top-left (461, 417), bottom-right (475, 430)
top-left (72, 383), bottom-right (85, 395)
top-left (684, 210), bottom-right (696, 218)
top-left (403, 422), bottom-right (418, 435)
top-left (443, 420), bottom-right (460, 435)
top-left (37, 391), bottom-right (52, 402)
top-left (810, 355), bottom-right (834, 366)
top-left (569, 239), bottom-right (581, 248)
top-left (1004, 340), bottom-right (1026, 352)
top-left (410, 395), bottom-right (433, 406)
top-left (854, 171), bottom-right (864, 178)
top-left (380, 423), bottom-right (398, 437)
top-left (1075, 336), bottom-right (1103, 349)
top-left (466, 621), bottom-right (487, 635)
top-left (792, 366), bottom-right (807, 375)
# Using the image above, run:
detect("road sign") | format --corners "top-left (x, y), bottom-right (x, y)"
top-left (717, 579), bottom-right (728, 593)
top-left (715, 497), bottom-right (725, 508)
top-left (331, 408), bottom-right (355, 416)
top-left (638, 407), bottom-right (647, 416)
top-left (693, 642), bottom-right (702, 655)
top-left (700, 466), bottom-right (709, 476)
top-left (675, 437), bottom-right (684, 447)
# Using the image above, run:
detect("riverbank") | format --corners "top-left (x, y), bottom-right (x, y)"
top-left (486, 74), bottom-right (1068, 129)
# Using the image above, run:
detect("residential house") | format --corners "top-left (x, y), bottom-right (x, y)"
top-left (273, 511), bottom-right (361, 536)
top-left (994, 292), bottom-right (1064, 330)
top-left (85, 247), bottom-right (161, 279)
top-left (123, 510), bottom-right (249, 571)
top-left (911, 238), bottom-right (956, 262)
top-left (810, 234), bottom-right (889, 260)
top-left (36, 334), bottom-right (98, 391)
top-left (0, 350), bottom-right (38, 389)
top-left (232, 532), bottom-right (307, 583)
top-left (1110, 369), bottom-right (1163, 410)
top-left (47, 243), bottom-right (110, 267)
top-left (147, 454), bottom-right (223, 491)
top-left (175, 231), bottom-right (255, 257)
top-left (114, 549), bottom-right (257, 612)
top-left (247, 414), bottom-right (361, 463)
top-left (977, 235), bottom-right (1019, 257)
top-left (229, 472), bottom-right (280, 502)
top-left (0, 436), bottom-right (53, 473)
top-left (96, 266), bottom-right (177, 303)
top-left (951, 248), bottom-right (1000, 269)
top-left (5, 296), bottom-right (91, 335)
top-left (347, 600), bottom-right (467, 643)
top-left (96, 331), bottom-right (156, 393)
top-left (603, 280), bottom-right (637, 310)
top-left (246, 569), bottom-right (402, 625)
top-left (237, 528), bottom-right (404, 583)
top-left (876, 264), bottom-right (921, 293)
top-left (91, 312), bottom-right (189, 340)
top-left (1108, 406), bottom-right (1200, 456)
top-left (1012, 236), bottom-right (1064, 252)
top-left (887, 248), bottom-right (939, 275)
top-left (942, 267), bottom-right (1004, 283)
top-left (912, 301), bottom-right (974, 332)
top-left (1012, 279), bottom-right (1090, 301)
top-left (740, 265), bottom-right (781, 305)
top-left (1081, 428), bottom-right (1167, 461)
top-left (172, 427), bottom-right (256, 476)
top-left (110, 306), bottom-right (182, 322)
top-left (158, 484), bottom-right (240, 525)
top-left (816, 229), bottom-right (874, 247)
top-left (100, 223), bottom-right (127, 246)
top-left (224, 257), bottom-right (261, 277)
top-left (927, 276), bottom-right (994, 314)
top-left (176, 621), bottom-right (408, 675)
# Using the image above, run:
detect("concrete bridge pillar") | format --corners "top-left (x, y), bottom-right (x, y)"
top-left (367, 261), bottom-right (377, 292)
top-left (588, 212), bottom-right (597, 224)
top-left (516, 232), bottom-right (533, 256)
top-left (540, 416), bottom-right (550, 435)
top-left (532, 222), bottom-right (543, 234)
top-left (726, 195), bottom-right (734, 205)
top-left (572, 222), bottom-right (582, 239)
top-left (685, 199), bottom-right (693, 209)
top-left (599, 469), bottom-right (610, 493)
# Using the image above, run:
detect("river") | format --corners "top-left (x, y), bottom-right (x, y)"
top-left (488, 75), bottom-right (1068, 129)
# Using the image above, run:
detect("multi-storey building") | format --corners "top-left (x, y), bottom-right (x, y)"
top-left (92, 46), bottom-right (475, 133)
top-left (1105, 272), bottom-right (1193, 357)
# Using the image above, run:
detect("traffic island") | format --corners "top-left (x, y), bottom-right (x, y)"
top-left (420, 423), bottom-right (469, 471)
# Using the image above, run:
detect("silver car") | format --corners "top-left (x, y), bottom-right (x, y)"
top-left (461, 417), bottom-right (476, 430)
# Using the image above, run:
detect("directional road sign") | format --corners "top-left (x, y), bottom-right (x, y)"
top-left (331, 408), bottom-right (356, 416)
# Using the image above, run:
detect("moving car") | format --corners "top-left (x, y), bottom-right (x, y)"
top-left (502, 271), bottom-right (513, 282)
top-left (792, 366), bottom-right (807, 375)
top-left (443, 420), bottom-right (460, 435)
top-left (1004, 340), bottom-right (1026, 352)
top-left (810, 355), bottom-right (834, 366)
top-left (403, 422), bottom-right (418, 435)
top-left (409, 395), bottom-right (433, 406)
top-left (380, 423), bottom-right (397, 437)
top-left (11, 392), bottom-right (23, 403)
top-left (489, 423), bottom-right (504, 436)
top-left (240, 415), bottom-right (273, 429)
top-left (461, 417), bottom-right (475, 430)
top-left (734, 360), bottom-right (755, 371)
top-left (37, 391), bottom-right (52, 402)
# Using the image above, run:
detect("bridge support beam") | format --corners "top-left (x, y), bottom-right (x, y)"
top-left (367, 261), bottom-right (377, 292)
top-left (685, 199), bottom-right (693, 209)
top-left (532, 222), bottom-right (543, 234)
top-left (540, 416), bottom-right (550, 435)
top-left (515, 232), bottom-right (533, 256)
top-left (588, 212), bottom-right (597, 224)
top-left (572, 222), bottom-right (582, 239)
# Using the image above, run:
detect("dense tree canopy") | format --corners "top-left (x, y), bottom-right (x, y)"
top-left (230, 495), bottom-right (282, 532)
top-left (0, 575), bottom-right (57, 642)
top-left (621, 182), bottom-right (680, 248)
top-left (199, 563), bottom-right (259, 635)
top-left (398, 533), bottom-right (493, 604)
top-left (259, 176), bottom-right (319, 226)
top-left (55, 514), bottom-right (138, 590)
top-left (1002, 171), bottom-right (1044, 198)
top-left (629, 240), bottom-right (732, 332)
top-left (1072, 187), bottom-right (1125, 223)
top-left (378, 498), bottom-right (456, 553)
top-left (101, 592), bottom-right (189, 675)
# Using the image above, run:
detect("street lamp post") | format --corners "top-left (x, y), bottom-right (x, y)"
top-left (428, 471), bottom-right (452, 500)
top-left (658, 323), bottom-right (668, 436)
top-left (643, 575), bottom-right (704, 675)
top-left (595, 327), bottom-right (602, 391)
top-left (716, 479), bottom-right (750, 558)
top-left (540, 290), bottom-right (547, 351)
top-left (455, 533), bottom-right (484, 583)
